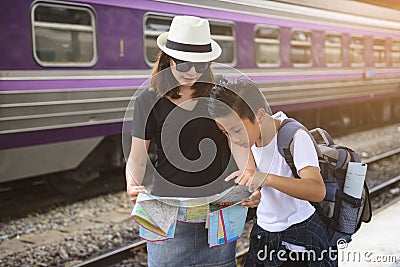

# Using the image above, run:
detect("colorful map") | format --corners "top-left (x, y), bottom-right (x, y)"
top-left (131, 185), bottom-right (251, 245)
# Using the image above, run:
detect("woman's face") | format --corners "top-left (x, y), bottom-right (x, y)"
top-left (169, 58), bottom-right (204, 87)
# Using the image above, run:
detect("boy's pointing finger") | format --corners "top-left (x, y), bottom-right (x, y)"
top-left (225, 170), bottom-right (241, 181)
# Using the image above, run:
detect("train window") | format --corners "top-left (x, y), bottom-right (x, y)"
top-left (373, 38), bottom-right (386, 67)
top-left (392, 39), bottom-right (400, 67)
top-left (209, 23), bottom-right (236, 64)
top-left (325, 34), bottom-right (342, 67)
top-left (350, 36), bottom-right (365, 66)
top-left (291, 30), bottom-right (312, 67)
top-left (144, 14), bottom-right (236, 66)
top-left (31, 2), bottom-right (97, 67)
top-left (255, 26), bottom-right (281, 67)
top-left (144, 15), bottom-right (172, 64)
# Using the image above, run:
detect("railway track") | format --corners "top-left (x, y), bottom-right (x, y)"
top-left (74, 240), bottom-right (147, 267)
top-left (0, 168), bottom-right (125, 218)
top-left (74, 240), bottom-right (248, 267)
top-left (369, 175), bottom-right (400, 197)
top-left (73, 148), bottom-right (400, 267)
top-left (362, 147), bottom-right (400, 198)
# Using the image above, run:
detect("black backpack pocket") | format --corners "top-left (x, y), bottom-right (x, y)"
top-left (333, 190), bottom-right (362, 235)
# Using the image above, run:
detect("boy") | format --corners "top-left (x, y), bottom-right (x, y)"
top-left (208, 78), bottom-right (337, 266)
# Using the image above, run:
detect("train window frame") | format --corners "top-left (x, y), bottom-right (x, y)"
top-left (143, 13), bottom-right (237, 67)
top-left (143, 14), bottom-right (172, 66)
top-left (208, 19), bottom-right (237, 67)
top-left (290, 29), bottom-right (312, 68)
top-left (31, 2), bottom-right (98, 67)
top-left (349, 35), bottom-right (365, 67)
top-left (373, 37), bottom-right (387, 68)
top-left (254, 25), bottom-right (281, 68)
top-left (324, 32), bottom-right (343, 67)
top-left (391, 38), bottom-right (400, 67)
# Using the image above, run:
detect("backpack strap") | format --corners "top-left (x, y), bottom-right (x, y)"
top-left (277, 118), bottom-right (322, 179)
top-left (277, 119), bottom-right (306, 178)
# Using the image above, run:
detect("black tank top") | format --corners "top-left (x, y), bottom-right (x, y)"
top-left (131, 88), bottom-right (236, 197)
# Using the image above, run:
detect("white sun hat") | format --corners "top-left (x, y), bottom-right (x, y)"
top-left (157, 15), bottom-right (222, 62)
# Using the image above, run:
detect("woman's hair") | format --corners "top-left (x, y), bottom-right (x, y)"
top-left (208, 78), bottom-right (270, 122)
top-left (150, 51), bottom-right (215, 99)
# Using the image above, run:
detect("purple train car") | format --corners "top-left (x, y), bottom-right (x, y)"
top-left (1, 0), bottom-right (400, 186)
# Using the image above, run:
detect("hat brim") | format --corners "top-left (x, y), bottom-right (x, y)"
top-left (157, 32), bottom-right (222, 62)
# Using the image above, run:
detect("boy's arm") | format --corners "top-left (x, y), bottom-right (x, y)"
top-left (229, 141), bottom-right (261, 208)
top-left (229, 141), bottom-right (256, 171)
top-left (229, 167), bottom-right (325, 202)
top-left (263, 128), bottom-right (325, 202)
top-left (227, 129), bottom-right (326, 202)
top-left (260, 167), bottom-right (325, 202)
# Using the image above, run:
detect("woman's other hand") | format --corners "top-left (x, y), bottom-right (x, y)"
top-left (241, 189), bottom-right (261, 208)
top-left (126, 184), bottom-right (148, 203)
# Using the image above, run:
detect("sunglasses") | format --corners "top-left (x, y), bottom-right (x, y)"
top-left (171, 58), bottom-right (211, 73)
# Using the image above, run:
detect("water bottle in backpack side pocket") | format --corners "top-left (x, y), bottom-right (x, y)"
top-left (336, 162), bottom-right (367, 234)
top-left (343, 162), bottom-right (367, 198)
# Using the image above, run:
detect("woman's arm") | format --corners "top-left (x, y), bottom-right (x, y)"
top-left (125, 137), bottom-right (150, 203)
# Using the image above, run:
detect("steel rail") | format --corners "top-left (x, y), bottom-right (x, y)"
top-left (362, 147), bottom-right (400, 164)
top-left (73, 240), bottom-right (146, 267)
top-left (370, 175), bottom-right (400, 197)
top-left (362, 148), bottom-right (400, 197)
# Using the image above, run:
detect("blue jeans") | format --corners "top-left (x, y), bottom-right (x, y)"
top-left (147, 221), bottom-right (237, 267)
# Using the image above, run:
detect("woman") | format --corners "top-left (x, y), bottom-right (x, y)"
top-left (125, 16), bottom-right (259, 267)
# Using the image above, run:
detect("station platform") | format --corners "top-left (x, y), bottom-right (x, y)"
top-left (339, 198), bottom-right (400, 267)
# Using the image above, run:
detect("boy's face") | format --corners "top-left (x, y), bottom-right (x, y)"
top-left (215, 111), bottom-right (260, 148)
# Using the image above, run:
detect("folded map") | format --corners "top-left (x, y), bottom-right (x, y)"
top-left (131, 185), bottom-right (251, 246)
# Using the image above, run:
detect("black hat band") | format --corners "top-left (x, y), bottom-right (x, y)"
top-left (166, 39), bottom-right (212, 53)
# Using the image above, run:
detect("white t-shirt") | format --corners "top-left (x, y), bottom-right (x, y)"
top-left (251, 112), bottom-right (318, 251)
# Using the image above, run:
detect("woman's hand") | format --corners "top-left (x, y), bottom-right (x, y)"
top-left (241, 189), bottom-right (261, 208)
top-left (126, 184), bottom-right (148, 203)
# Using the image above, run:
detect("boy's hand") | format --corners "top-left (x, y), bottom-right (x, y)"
top-left (126, 184), bottom-right (148, 203)
top-left (225, 169), bottom-right (267, 191)
top-left (241, 189), bottom-right (261, 208)
top-left (225, 169), bottom-right (254, 185)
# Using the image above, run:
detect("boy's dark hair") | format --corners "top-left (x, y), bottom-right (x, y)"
top-left (208, 77), bottom-right (270, 122)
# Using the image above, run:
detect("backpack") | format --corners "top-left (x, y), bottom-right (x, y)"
top-left (277, 118), bottom-right (372, 246)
